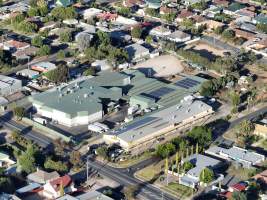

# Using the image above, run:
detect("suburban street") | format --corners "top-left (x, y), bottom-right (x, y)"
top-left (85, 159), bottom-right (177, 200)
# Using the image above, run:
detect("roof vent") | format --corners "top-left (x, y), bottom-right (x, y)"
top-left (84, 94), bottom-right (88, 98)
top-left (187, 108), bottom-right (190, 113)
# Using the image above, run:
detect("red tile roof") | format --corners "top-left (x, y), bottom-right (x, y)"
top-left (177, 9), bottom-right (194, 19)
top-left (230, 183), bottom-right (246, 191)
top-left (49, 175), bottom-right (72, 192)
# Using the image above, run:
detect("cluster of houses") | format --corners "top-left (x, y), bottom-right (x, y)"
top-left (168, 145), bottom-right (265, 190)
top-left (0, 168), bottom-right (114, 200)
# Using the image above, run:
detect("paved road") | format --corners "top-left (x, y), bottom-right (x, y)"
top-left (0, 113), bottom-right (52, 148)
top-left (86, 159), bottom-right (177, 200)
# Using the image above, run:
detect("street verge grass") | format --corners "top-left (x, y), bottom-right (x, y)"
top-left (164, 182), bottom-right (193, 199)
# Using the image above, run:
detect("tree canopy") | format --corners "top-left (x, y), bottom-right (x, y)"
top-left (19, 144), bottom-right (38, 174)
top-left (45, 64), bottom-right (69, 83)
top-left (187, 126), bottom-right (212, 147)
top-left (200, 168), bottom-right (214, 183)
top-left (156, 143), bottom-right (176, 158)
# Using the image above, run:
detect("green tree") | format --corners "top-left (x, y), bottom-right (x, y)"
top-left (19, 144), bottom-right (37, 174)
top-left (145, 35), bottom-right (153, 44)
top-left (230, 90), bottom-right (240, 111)
top-left (214, 26), bottom-right (224, 35)
top-left (181, 18), bottom-right (194, 30)
top-left (51, 7), bottom-right (77, 20)
top-left (45, 64), bottom-right (69, 83)
top-left (117, 7), bottom-right (131, 17)
top-left (131, 26), bottom-right (142, 39)
top-left (200, 168), bottom-right (214, 183)
top-left (28, 7), bottom-right (39, 17)
top-left (199, 80), bottom-right (215, 96)
top-left (57, 50), bottom-right (66, 60)
top-left (83, 67), bottom-right (96, 76)
top-left (145, 8), bottom-right (159, 17)
top-left (183, 161), bottom-right (194, 172)
top-left (156, 143), bottom-right (176, 158)
top-left (13, 106), bottom-right (25, 120)
top-left (37, 45), bottom-right (51, 56)
top-left (222, 29), bottom-right (235, 41)
top-left (187, 126), bottom-right (212, 147)
top-left (231, 191), bottom-right (247, 200)
top-left (96, 146), bottom-right (108, 160)
top-left (191, 0), bottom-right (208, 10)
top-left (31, 35), bottom-right (43, 47)
top-left (59, 30), bottom-right (73, 43)
top-left (44, 158), bottom-right (68, 172)
top-left (161, 13), bottom-right (176, 23)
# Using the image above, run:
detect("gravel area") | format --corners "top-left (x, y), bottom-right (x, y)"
top-left (134, 55), bottom-right (184, 77)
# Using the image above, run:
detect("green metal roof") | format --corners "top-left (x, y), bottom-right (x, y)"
top-left (226, 2), bottom-right (246, 12)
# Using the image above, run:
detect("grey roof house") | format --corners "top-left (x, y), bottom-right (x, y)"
top-left (205, 146), bottom-right (265, 168)
top-left (175, 154), bottom-right (222, 188)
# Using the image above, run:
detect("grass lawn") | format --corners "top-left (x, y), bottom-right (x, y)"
top-left (135, 164), bottom-right (160, 182)
top-left (164, 182), bottom-right (193, 199)
top-left (259, 139), bottom-right (267, 150)
top-left (111, 151), bottom-right (155, 168)
top-left (227, 165), bottom-right (257, 180)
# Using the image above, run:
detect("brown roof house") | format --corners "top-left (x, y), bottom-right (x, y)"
top-left (176, 9), bottom-right (194, 22)
top-left (27, 169), bottom-right (60, 185)
top-left (234, 28), bottom-right (256, 40)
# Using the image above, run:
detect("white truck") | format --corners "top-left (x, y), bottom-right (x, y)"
top-left (33, 117), bottom-right (47, 125)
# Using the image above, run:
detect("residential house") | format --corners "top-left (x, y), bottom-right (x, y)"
top-left (40, 21), bottom-right (57, 31)
top-left (213, 0), bottom-right (230, 7)
top-left (240, 22), bottom-right (257, 33)
top-left (27, 169), bottom-right (60, 185)
top-left (91, 59), bottom-right (112, 71)
top-left (183, 0), bottom-right (210, 6)
top-left (0, 152), bottom-right (16, 168)
top-left (234, 28), bottom-right (256, 40)
top-left (150, 26), bottom-right (172, 37)
top-left (197, 19), bottom-right (224, 31)
top-left (205, 145), bottom-right (265, 168)
top-left (191, 15), bottom-right (206, 27)
top-left (31, 62), bottom-right (57, 73)
top-left (224, 2), bottom-right (247, 16)
top-left (97, 12), bottom-right (118, 22)
top-left (160, 6), bottom-right (177, 15)
top-left (171, 154), bottom-right (222, 188)
top-left (228, 182), bottom-right (248, 192)
top-left (125, 43), bottom-right (150, 61)
top-left (253, 169), bottom-right (267, 184)
top-left (167, 30), bottom-right (191, 42)
top-left (253, 118), bottom-right (267, 139)
top-left (253, 13), bottom-right (267, 24)
top-left (123, 0), bottom-right (146, 8)
top-left (58, 191), bottom-right (114, 200)
top-left (16, 69), bottom-right (39, 79)
top-left (0, 40), bottom-right (30, 52)
top-left (176, 9), bottom-right (194, 22)
top-left (42, 175), bottom-right (77, 199)
top-left (82, 8), bottom-right (103, 20)
top-left (0, 75), bottom-right (22, 97)
top-left (56, 0), bottom-right (73, 7)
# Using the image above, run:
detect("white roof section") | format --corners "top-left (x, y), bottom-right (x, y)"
top-left (206, 146), bottom-right (265, 165)
top-left (168, 30), bottom-right (191, 40)
top-left (0, 97), bottom-right (8, 106)
top-left (182, 154), bottom-right (221, 178)
top-left (0, 75), bottom-right (21, 90)
top-left (111, 99), bottom-right (213, 143)
top-left (82, 8), bottom-right (103, 19)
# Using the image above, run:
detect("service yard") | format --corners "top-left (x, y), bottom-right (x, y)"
top-left (185, 41), bottom-right (227, 59)
top-left (134, 55), bottom-right (184, 77)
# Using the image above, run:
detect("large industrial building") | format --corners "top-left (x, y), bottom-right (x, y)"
top-left (0, 75), bottom-right (22, 97)
top-left (30, 72), bottom-right (130, 127)
top-left (30, 69), bottom-right (210, 143)
top-left (104, 98), bottom-right (213, 153)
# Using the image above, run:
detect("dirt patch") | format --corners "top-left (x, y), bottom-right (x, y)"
top-left (133, 55), bottom-right (184, 77)
top-left (185, 41), bottom-right (227, 58)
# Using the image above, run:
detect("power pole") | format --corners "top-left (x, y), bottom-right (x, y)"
top-left (86, 155), bottom-right (89, 182)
